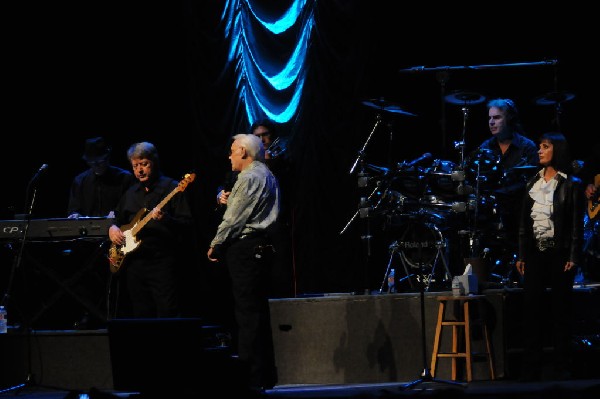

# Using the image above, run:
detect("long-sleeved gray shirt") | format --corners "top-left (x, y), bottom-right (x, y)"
top-left (211, 161), bottom-right (280, 247)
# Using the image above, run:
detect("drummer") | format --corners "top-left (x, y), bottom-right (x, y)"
top-left (470, 98), bottom-right (538, 248)
top-left (477, 98), bottom-right (538, 171)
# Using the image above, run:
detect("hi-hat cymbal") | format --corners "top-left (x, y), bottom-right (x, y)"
top-left (445, 91), bottom-right (486, 105)
top-left (510, 165), bottom-right (538, 171)
top-left (362, 98), bottom-right (417, 116)
top-left (535, 91), bottom-right (575, 106)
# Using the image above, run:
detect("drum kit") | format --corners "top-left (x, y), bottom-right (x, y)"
top-left (346, 90), bottom-right (571, 292)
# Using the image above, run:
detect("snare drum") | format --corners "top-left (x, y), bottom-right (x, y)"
top-left (426, 159), bottom-right (461, 198)
top-left (390, 166), bottom-right (428, 199)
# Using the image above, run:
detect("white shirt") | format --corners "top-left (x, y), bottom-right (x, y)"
top-left (528, 171), bottom-right (566, 240)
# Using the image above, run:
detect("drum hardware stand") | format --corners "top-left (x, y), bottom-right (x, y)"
top-left (339, 174), bottom-right (387, 235)
top-left (342, 158), bottom-right (387, 294)
top-left (384, 231), bottom-right (453, 293)
top-left (421, 239), bottom-right (453, 291)
top-left (379, 241), bottom-right (415, 293)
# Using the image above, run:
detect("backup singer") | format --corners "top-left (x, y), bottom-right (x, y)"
top-left (515, 132), bottom-right (584, 381)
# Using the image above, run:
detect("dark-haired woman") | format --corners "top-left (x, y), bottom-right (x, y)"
top-left (515, 132), bottom-right (585, 381)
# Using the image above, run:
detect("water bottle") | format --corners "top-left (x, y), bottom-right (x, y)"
top-left (387, 269), bottom-right (396, 293)
top-left (452, 276), bottom-right (462, 297)
top-left (0, 305), bottom-right (7, 333)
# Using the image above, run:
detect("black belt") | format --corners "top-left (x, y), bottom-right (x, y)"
top-left (239, 232), bottom-right (268, 241)
top-left (536, 237), bottom-right (555, 251)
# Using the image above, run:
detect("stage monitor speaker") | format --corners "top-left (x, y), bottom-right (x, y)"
top-left (107, 318), bottom-right (242, 395)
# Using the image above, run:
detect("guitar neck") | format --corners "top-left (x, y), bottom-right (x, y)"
top-left (131, 187), bottom-right (181, 236)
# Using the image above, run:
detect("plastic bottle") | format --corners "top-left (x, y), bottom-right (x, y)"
top-left (387, 269), bottom-right (396, 293)
top-left (0, 305), bottom-right (7, 333)
top-left (452, 276), bottom-right (462, 297)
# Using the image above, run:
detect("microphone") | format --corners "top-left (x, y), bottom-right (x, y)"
top-left (450, 202), bottom-right (467, 213)
top-left (402, 153), bottom-right (433, 169)
top-left (30, 164), bottom-right (49, 183)
top-left (455, 182), bottom-right (474, 195)
top-left (482, 248), bottom-right (490, 259)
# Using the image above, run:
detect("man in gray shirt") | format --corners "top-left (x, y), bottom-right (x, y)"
top-left (208, 133), bottom-right (280, 391)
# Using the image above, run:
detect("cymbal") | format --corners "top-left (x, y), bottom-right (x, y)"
top-left (535, 91), bottom-right (575, 106)
top-left (511, 165), bottom-right (538, 170)
top-left (445, 90), bottom-right (486, 105)
top-left (362, 98), bottom-right (416, 116)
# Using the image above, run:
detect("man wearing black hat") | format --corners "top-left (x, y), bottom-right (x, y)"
top-left (64, 137), bottom-right (136, 328)
top-left (68, 137), bottom-right (136, 219)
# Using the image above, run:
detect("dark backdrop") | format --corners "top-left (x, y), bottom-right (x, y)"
top-left (4, 2), bottom-right (594, 318)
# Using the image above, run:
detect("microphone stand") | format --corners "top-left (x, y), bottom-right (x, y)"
top-left (0, 169), bottom-right (61, 394)
top-left (401, 259), bottom-right (466, 391)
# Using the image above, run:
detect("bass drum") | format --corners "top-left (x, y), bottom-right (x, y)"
top-left (394, 220), bottom-right (445, 269)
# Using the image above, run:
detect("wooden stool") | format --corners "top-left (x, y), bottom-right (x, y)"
top-left (430, 295), bottom-right (495, 382)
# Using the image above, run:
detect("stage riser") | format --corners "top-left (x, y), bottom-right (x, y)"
top-left (269, 292), bottom-right (504, 384)
top-left (1, 288), bottom-right (598, 390)
top-left (269, 289), bottom-right (600, 385)
top-left (0, 331), bottom-right (113, 390)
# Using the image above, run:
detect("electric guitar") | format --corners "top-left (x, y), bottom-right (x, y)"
top-left (588, 174), bottom-right (600, 220)
top-left (108, 173), bottom-right (195, 274)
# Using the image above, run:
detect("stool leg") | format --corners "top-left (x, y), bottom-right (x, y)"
top-left (483, 323), bottom-right (495, 380)
top-left (464, 301), bottom-right (472, 382)
top-left (430, 301), bottom-right (446, 377)
top-left (451, 324), bottom-right (458, 380)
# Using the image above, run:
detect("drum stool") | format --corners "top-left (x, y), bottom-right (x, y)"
top-left (430, 295), bottom-right (495, 382)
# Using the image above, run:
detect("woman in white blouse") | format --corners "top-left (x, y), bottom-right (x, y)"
top-left (515, 132), bottom-right (585, 381)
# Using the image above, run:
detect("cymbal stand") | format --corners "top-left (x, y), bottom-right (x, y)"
top-left (456, 106), bottom-right (470, 169)
top-left (464, 158), bottom-right (482, 258)
top-left (436, 71), bottom-right (450, 158)
top-left (349, 114), bottom-right (383, 175)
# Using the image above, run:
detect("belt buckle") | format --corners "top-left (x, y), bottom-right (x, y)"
top-left (537, 238), bottom-right (554, 251)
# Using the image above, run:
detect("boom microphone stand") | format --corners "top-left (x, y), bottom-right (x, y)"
top-left (0, 164), bottom-right (64, 395)
top-left (401, 247), bottom-right (465, 391)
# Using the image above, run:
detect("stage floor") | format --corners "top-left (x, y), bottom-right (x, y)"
top-left (2, 379), bottom-right (600, 399)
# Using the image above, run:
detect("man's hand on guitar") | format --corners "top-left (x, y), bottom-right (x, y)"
top-left (150, 207), bottom-right (164, 220)
top-left (109, 225), bottom-right (125, 246)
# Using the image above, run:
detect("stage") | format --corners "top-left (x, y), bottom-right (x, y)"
top-left (1, 287), bottom-right (600, 398)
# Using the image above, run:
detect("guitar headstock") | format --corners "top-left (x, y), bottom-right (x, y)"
top-left (178, 173), bottom-right (196, 191)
